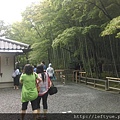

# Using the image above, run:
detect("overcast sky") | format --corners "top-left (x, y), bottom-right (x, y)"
top-left (0, 0), bottom-right (40, 24)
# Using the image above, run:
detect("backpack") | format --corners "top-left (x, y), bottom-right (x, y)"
top-left (12, 71), bottom-right (16, 78)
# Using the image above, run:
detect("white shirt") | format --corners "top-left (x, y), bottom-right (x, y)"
top-left (46, 66), bottom-right (54, 77)
top-left (15, 69), bottom-right (20, 75)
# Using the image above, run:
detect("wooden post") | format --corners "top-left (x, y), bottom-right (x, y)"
top-left (105, 80), bottom-right (108, 91)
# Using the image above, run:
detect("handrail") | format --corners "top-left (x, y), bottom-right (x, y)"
top-left (106, 77), bottom-right (120, 80)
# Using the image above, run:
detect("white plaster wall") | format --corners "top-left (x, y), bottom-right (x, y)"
top-left (0, 53), bottom-right (15, 82)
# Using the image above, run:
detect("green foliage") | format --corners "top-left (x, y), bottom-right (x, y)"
top-left (52, 27), bottom-right (83, 47)
top-left (0, 0), bottom-right (120, 78)
top-left (0, 20), bottom-right (10, 37)
top-left (101, 16), bottom-right (120, 38)
top-left (29, 39), bottom-right (50, 62)
top-left (82, 25), bottom-right (100, 35)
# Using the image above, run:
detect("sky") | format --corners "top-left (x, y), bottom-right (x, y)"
top-left (0, 0), bottom-right (40, 24)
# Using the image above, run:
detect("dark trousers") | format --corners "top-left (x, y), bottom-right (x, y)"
top-left (37, 91), bottom-right (48, 110)
top-left (14, 75), bottom-right (20, 86)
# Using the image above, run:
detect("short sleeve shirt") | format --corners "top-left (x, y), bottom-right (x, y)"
top-left (20, 73), bottom-right (38, 102)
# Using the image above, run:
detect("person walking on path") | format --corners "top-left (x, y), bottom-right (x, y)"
top-left (33, 65), bottom-right (37, 72)
top-left (46, 63), bottom-right (55, 80)
top-left (41, 61), bottom-right (47, 71)
top-left (36, 64), bottom-right (52, 119)
top-left (12, 66), bottom-right (21, 90)
top-left (19, 64), bottom-right (42, 120)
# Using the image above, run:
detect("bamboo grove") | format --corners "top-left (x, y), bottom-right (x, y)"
top-left (0, 0), bottom-right (120, 78)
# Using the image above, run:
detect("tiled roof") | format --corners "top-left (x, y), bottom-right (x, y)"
top-left (0, 37), bottom-right (30, 53)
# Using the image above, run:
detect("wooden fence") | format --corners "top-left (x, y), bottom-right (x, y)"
top-left (55, 69), bottom-right (120, 92)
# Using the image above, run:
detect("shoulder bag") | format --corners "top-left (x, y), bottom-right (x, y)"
top-left (48, 81), bottom-right (58, 95)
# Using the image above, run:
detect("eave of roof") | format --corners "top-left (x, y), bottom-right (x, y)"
top-left (0, 37), bottom-right (30, 53)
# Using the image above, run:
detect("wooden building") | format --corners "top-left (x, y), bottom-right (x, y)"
top-left (0, 37), bottom-right (30, 88)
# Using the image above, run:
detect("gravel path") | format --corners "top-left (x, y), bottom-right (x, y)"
top-left (0, 81), bottom-right (120, 113)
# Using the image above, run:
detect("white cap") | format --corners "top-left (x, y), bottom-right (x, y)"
top-left (49, 63), bottom-right (52, 67)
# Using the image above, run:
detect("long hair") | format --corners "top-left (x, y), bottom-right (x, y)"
top-left (23, 64), bottom-right (33, 75)
top-left (36, 64), bottom-right (46, 82)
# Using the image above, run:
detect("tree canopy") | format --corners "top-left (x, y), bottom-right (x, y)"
top-left (0, 0), bottom-right (120, 78)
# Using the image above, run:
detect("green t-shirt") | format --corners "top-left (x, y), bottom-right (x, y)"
top-left (20, 73), bottom-right (38, 102)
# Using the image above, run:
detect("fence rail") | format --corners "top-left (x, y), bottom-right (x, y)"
top-left (55, 69), bottom-right (120, 92)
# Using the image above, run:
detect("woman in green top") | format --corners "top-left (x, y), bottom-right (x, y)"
top-left (20, 64), bottom-right (41, 120)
